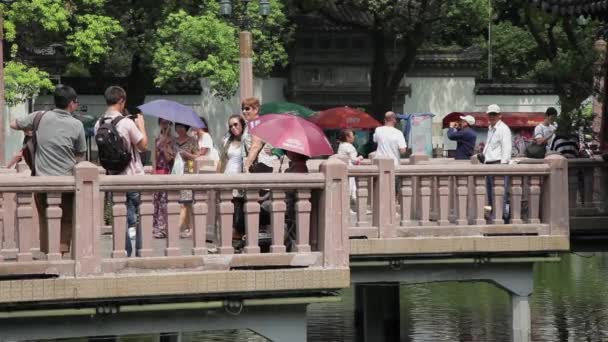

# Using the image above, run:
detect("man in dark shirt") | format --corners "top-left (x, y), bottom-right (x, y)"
top-left (447, 115), bottom-right (477, 160)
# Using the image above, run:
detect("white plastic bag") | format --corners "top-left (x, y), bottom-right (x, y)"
top-left (171, 153), bottom-right (185, 176)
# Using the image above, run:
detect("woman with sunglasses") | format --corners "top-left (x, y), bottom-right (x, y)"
top-left (218, 115), bottom-right (247, 239)
top-left (152, 119), bottom-right (175, 239)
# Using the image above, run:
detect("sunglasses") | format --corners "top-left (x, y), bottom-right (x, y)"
top-left (229, 122), bottom-right (241, 128)
top-left (242, 106), bottom-right (253, 111)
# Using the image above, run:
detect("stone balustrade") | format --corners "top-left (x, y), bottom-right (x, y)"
top-left (0, 159), bottom-right (350, 305)
top-left (344, 154), bottom-right (570, 256)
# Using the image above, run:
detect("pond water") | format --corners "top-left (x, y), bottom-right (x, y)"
top-left (34, 251), bottom-right (608, 342)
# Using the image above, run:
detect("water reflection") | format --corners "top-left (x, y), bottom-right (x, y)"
top-left (31, 253), bottom-right (608, 342)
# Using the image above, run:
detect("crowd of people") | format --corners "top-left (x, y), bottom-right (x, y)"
top-left (10, 85), bottom-right (316, 255)
top-left (8, 83), bottom-right (591, 255)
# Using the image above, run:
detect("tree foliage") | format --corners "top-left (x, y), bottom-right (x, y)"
top-left (2, 0), bottom-right (292, 105)
top-left (292, 0), bottom-right (490, 119)
top-left (152, 0), bottom-right (293, 98)
top-left (489, 0), bottom-right (601, 117)
top-left (3, 61), bottom-right (54, 107)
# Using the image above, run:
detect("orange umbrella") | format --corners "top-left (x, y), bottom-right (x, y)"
top-left (309, 106), bottom-right (381, 129)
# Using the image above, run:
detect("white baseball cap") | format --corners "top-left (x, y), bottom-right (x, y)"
top-left (486, 104), bottom-right (501, 114)
top-left (459, 115), bottom-right (476, 126)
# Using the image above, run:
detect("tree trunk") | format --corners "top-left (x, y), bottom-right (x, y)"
top-left (125, 53), bottom-right (154, 111)
top-left (370, 30), bottom-right (392, 121)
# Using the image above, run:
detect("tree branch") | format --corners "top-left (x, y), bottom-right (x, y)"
top-left (562, 20), bottom-right (584, 57)
top-left (523, 5), bottom-right (555, 61)
top-left (546, 19), bottom-right (559, 59)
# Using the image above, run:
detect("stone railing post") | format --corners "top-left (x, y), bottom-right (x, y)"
top-left (543, 155), bottom-right (569, 236)
top-left (197, 158), bottom-right (217, 242)
top-left (73, 162), bottom-right (101, 276)
top-left (409, 153), bottom-right (429, 222)
top-left (319, 159), bottom-right (348, 268)
top-left (373, 158), bottom-right (396, 237)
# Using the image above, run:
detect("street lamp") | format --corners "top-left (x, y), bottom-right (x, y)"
top-left (0, 0), bottom-right (13, 167)
top-left (220, 0), bottom-right (271, 101)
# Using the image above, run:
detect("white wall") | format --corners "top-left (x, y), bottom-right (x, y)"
top-left (403, 77), bottom-right (477, 146)
top-left (2, 102), bottom-right (29, 163)
top-left (403, 76), bottom-right (561, 149)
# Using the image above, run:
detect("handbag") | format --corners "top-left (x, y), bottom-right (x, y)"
top-left (22, 111), bottom-right (47, 176)
top-left (171, 153), bottom-right (185, 175)
top-left (525, 143), bottom-right (546, 159)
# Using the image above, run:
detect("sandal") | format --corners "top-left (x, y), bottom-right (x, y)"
top-left (153, 231), bottom-right (167, 239)
top-left (180, 228), bottom-right (192, 239)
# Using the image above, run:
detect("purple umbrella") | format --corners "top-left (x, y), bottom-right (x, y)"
top-left (137, 100), bottom-right (205, 128)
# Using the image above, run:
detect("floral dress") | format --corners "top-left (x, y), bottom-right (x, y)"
top-left (153, 135), bottom-right (174, 236)
top-left (176, 136), bottom-right (199, 203)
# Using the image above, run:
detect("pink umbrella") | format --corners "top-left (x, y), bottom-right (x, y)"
top-left (249, 114), bottom-right (334, 157)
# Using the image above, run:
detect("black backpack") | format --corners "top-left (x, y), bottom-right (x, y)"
top-left (95, 116), bottom-right (131, 173)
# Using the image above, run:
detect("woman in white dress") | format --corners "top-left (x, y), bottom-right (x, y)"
top-left (195, 116), bottom-right (219, 165)
top-left (217, 115), bottom-right (247, 239)
top-left (337, 129), bottom-right (363, 206)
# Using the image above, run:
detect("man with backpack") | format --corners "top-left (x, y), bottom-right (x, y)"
top-left (10, 84), bottom-right (87, 254)
top-left (94, 86), bottom-right (148, 257)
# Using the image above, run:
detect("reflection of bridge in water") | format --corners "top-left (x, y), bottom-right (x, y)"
top-left (0, 154), bottom-right (585, 341)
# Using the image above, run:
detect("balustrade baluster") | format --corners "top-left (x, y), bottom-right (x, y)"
top-left (568, 168), bottom-right (580, 209)
top-left (400, 176), bottom-right (413, 226)
top-left (295, 190), bottom-right (312, 253)
top-left (2, 193), bottom-right (17, 256)
top-left (474, 177), bottom-right (486, 225)
top-left (0, 195), bottom-right (3, 262)
top-left (166, 191), bottom-right (181, 256)
top-left (270, 190), bottom-right (286, 253)
top-left (356, 177), bottom-right (370, 227)
top-left (192, 190), bottom-right (209, 255)
top-left (218, 190), bottom-right (234, 254)
top-left (16, 192), bottom-right (34, 261)
top-left (583, 167), bottom-right (594, 207)
top-left (45, 193), bottom-right (62, 261)
top-left (138, 192), bottom-right (154, 257)
top-left (456, 177), bottom-right (469, 225)
top-left (493, 177), bottom-right (505, 225)
top-left (438, 176), bottom-right (450, 226)
top-left (419, 176), bottom-right (432, 226)
top-left (244, 190), bottom-right (261, 254)
top-left (111, 192), bottom-right (127, 258)
top-left (510, 177), bottom-right (523, 224)
top-left (528, 176), bottom-right (541, 224)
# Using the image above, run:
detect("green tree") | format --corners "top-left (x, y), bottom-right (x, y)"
top-left (290, 0), bottom-right (489, 119)
top-left (489, 0), bottom-right (601, 117)
top-left (3, 0), bottom-right (292, 107)
top-left (3, 0), bottom-right (123, 103)
top-left (152, 0), bottom-right (293, 98)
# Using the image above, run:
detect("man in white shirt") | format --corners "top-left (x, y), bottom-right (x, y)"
top-left (533, 107), bottom-right (558, 152)
top-left (482, 104), bottom-right (511, 222)
top-left (483, 104), bottom-right (512, 164)
top-left (373, 111), bottom-right (407, 165)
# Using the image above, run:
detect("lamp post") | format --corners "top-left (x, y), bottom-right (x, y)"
top-left (220, 0), bottom-right (270, 101)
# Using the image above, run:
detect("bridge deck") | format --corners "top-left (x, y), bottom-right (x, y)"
top-left (0, 155), bottom-right (571, 307)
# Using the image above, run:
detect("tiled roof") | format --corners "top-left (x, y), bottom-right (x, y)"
top-left (475, 80), bottom-right (557, 95)
top-left (528, 0), bottom-right (608, 19)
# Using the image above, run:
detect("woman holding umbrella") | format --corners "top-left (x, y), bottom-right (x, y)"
top-left (174, 123), bottom-right (200, 238)
top-left (152, 119), bottom-right (175, 239)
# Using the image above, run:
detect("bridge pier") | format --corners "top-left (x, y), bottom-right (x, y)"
top-left (351, 259), bottom-right (536, 342)
top-left (355, 283), bottom-right (400, 342)
top-left (0, 303), bottom-right (308, 342)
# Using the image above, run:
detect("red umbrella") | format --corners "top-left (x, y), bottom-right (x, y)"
top-left (249, 114), bottom-right (334, 157)
top-left (309, 106), bottom-right (381, 129)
